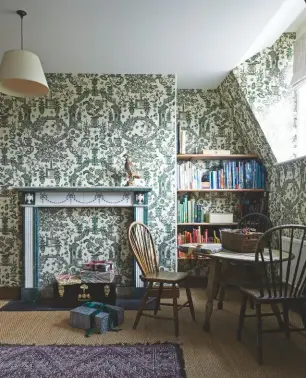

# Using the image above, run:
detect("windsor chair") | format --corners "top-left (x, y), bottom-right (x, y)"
top-left (128, 221), bottom-right (195, 337)
top-left (237, 212), bottom-right (272, 233)
top-left (217, 212), bottom-right (272, 310)
top-left (237, 224), bottom-right (306, 363)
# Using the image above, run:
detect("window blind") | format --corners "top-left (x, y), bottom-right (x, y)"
top-left (291, 32), bottom-right (306, 89)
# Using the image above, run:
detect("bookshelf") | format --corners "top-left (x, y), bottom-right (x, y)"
top-left (177, 222), bottom-right (238, 226)
top-left (176, 152), bottom-right (268, 262)
top-left (177, 154), bottom-right (259, 161)
top-left (177, 189), bottom-right (266, 193)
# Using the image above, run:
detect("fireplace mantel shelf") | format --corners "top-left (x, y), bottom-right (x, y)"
top-left (13, 186), bottom-right (152, 193)
top-left (15, 186), bottom-right (151, 208)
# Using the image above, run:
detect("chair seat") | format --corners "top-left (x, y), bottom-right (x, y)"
top-left (240, 286), bottom-right (306, 303)
top-left (142, 271), bottom-right (189, 283)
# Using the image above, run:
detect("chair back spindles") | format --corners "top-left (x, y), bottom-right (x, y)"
top-left (255, 225), bottom-right (306, 300)
top-left (279, 228), bottom-right (283, 296)
top-left (291, 229), bottom-right (306, 297)
top-left (238, 212), bottom-right (272, 233)
top-left (284, 229), bottom-right (294, 297)
top-left (128, 222), bottom-right (158, 277)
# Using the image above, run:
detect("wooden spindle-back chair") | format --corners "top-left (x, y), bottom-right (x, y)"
top-left (237, 224), bottom-right (306, 364)
top-left (237, 212), bottom-right (272, 233)
top-left (128, 221), bottom-right (195, 337)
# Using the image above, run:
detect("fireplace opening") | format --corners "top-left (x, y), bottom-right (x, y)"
top-left (38, 207), bottom-right (133, 298)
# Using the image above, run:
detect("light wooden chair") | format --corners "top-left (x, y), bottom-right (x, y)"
top-left (128, 221), bottom-right (195, 337)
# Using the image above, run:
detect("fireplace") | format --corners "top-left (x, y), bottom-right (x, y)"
top-left (14, 186), bottom-right (151, 302)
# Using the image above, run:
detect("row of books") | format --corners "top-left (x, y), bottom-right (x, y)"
top-left (178, 194), bottom-right (269, 225)
top-left (177, 160), bottom-right (265, 190)
top-left (177, 161), bottom-right (203, 189)
top-left (209, 160), bottom-right (265, 189)
top-left (177, 227), bottom-right (221, 245)
top-left (177, 196), bottom-right (205, 223)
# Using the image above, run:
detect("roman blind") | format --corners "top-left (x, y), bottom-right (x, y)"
top-left (291, 32), bottom-right (306, 89)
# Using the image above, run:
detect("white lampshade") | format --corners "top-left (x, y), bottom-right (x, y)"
top-left (0, 50), bottom-right (49, 98)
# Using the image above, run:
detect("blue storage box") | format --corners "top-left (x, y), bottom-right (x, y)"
top-left (105, 304), bottom-right (124, 326)
top-left (70, 303), bottom-right (110, 334)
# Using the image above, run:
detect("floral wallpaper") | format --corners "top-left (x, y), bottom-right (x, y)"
top-left (177, 89), bottom-right (246, 154)
top-left (177, 89), bottom-right (247, 276)
top-left (219, 33), bottom-right (306, 229)
top-left (0, 32), bottom-right (303, 291)
top-left (0, 74), bottom-right (177, 289)
top-left (233, 33), bottom-right (297, 163)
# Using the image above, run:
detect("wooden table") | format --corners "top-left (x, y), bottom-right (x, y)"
top-left (179, 243), bottom-right (290, 331)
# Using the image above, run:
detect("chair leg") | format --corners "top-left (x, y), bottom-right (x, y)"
top-left (271, 304), bottom-right (284, 331)
top-left (217, 284), bottom-right (226, 310)
top-left (133, 282), bottom-right (153, 330)
top-left (185, 286), bottom-right (196, 321)
top-left (154, 283), bottom-right (163, 315)
top-left (256, 303), bottom-right (263, 364)
top-left (237, 294), bottom-right (248, 341)
top-left (172, 284), bottom-right (179, 337)
top-left (283, 304), bottom-right (290, 339)
top-left (249, 297), bottom-right (255, 310)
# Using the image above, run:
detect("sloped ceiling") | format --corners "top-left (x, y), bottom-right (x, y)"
top-left (0, 0), bottom-right (304, 89)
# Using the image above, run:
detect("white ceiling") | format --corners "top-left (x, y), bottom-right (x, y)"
top-left (0, 0), bottom-right (304, 89)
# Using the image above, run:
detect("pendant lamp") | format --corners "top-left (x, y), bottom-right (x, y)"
top-left (0, 10), bottom-right (49, 98)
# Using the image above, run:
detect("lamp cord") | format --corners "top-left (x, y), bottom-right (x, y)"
top-left (16, 10), bottom-right (27, 50)
top-left (21, 15), bottom-right (23, 50)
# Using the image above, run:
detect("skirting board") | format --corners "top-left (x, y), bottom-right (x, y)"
top-left (0, 280), bottom-right (205, 301)
top-left (0, 287), bottom-right (21, 300)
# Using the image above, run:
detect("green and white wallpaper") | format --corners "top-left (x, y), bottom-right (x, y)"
top-left (176, 89), bottom-right (246, 276)
top-left (0, 32), bottom-right (304, 290)
top-left (176, 89), bottom-right (248, 223)
top-left (220, 33), bottom-right (306, 229)
top-left (0, 74), bottom-right (177, 288)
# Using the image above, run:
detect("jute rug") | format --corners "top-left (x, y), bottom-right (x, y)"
top-left (0, 343), bottom-right (186, 378)
top-left (0, 289), bottom-right (305, 377)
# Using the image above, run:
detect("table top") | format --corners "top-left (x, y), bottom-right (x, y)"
top-left (179, 243), bottom-right (290, 263)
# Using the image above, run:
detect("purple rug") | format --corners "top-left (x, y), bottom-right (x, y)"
top-left (0, 343), bottom-right (186, 378)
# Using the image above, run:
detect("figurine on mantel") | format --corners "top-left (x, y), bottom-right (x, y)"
top-left (124, 154), bottom-right (140, 186)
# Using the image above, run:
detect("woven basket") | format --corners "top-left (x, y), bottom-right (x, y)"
top-left (221, 231), bottom-right (263, 253)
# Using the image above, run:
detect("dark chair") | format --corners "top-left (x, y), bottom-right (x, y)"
top-left (217, 213), bottom-right (272, 309)
top-left (237, 212), bottom-right (272, 233)
top-left (128, 221), bottom-right (195, 337)
top-left (237, 224), bottom-right (306, 364)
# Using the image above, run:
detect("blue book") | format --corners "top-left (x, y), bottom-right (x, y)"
top-left (244, 162), bottom-right (252, 189)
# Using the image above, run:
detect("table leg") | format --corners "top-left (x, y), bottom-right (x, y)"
top-left (203, 259), bottom-right (221, 332)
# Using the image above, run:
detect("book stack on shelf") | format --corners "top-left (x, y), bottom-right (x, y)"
top-left (177, 195), bottom-right (205, 223)
top-left (177, 228), bottom-right (221, 259)
top-left (176, 149), bottom-right (268, 267)
top-left (177, 159), bottom-right (265, 190)
top-left (177, 227), bottom-right (209, 244)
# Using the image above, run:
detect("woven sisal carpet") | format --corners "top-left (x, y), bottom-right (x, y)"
top-left (0, 288), bottom-right (305, 378)
top-left (0, 343), bottom-right (185, 378)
